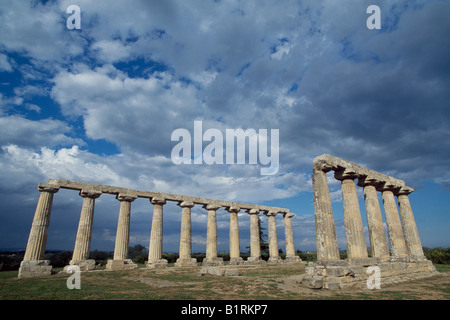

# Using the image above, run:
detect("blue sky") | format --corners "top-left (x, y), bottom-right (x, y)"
top-left (0, 0), bottom-right (449, 254)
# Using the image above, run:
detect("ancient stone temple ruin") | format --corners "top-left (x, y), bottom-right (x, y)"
top-left (18, 179), bottom-right (300, 278)
top-left (301, 154), bottom-right (438, 289)
top-left (18, 154), bottom-right (439, 290)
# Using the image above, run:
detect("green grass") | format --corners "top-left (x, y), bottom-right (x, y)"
top-left (0, 263), bottom-right (448, 300)
top-left (434, 264), bottom-right (450, 272)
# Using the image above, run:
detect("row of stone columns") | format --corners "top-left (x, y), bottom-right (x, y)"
top-left (313, 168), bottom-right (426, 263)
top-left (19, 184), bottom-right (300, 277)
top-left (152, 202), bottom-right (300, 267)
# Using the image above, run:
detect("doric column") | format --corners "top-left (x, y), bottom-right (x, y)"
top-left (380, 184), bottom-right (409, 260)
top-left (227, 206), bottom-right (244, 265)
top-left (265, 211), bottom-right (281, 263)
top-left (284, 212), bottom-right (301, 262)
top-left (335, 169), bottom-right (368, 261)
top-left (175, 201), bottom-right (197, 267)
top-left (358, 177), bottom-right (390, 261)
top-left (19, 183), bottom-right (59, 278)
top-left (147, 197), bottom-right (168, 268)
top-left (23, 184), bottom-right (60, 261)
top-left (106, 194), bottom-right (138, 270)
top-left (202, 204), bottom-right (223, 266)
top-left (69, 189), bottom-right (101, 271)
top-left (396, 187), bottom-right (426, 260)
top-left (312, 169), bottom-right (340, 261)
top-left (246, 209), bottom-right (263, 263)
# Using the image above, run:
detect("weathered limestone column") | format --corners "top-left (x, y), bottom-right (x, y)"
top-left (227, 206), bottom-right (244, 265)
top-left (147, 197), bottom-right (168, 268)
top-left (380, 184), bottom-right (409, 261)
top-left (68, 189), bottom-right (101, 271)
top-left (175, 201), bottom-right (197, 267)
top-left (202, 204), bottom-right (224, 266)
top-left (335, 170), bottom-right (368, 262)
top-left (246, 209), bottom-right (264, 264)
top-left (396, 187), bottom-right (426, 260)
top-left (265, 211), bottom-right (281, 263)
top-left (284, 212), bottom-right (301, 262)
top-left (312, 169), bottom-right (340, 261)
top-left (106, 194), bottom-right (138, 270)
top-left (18, 183), bottom-right (59, 278)
top-left (359, 177), bottom-right (390, 261)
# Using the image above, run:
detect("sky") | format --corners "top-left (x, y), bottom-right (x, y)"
top-left (0, 0), bottom-right (449, 255)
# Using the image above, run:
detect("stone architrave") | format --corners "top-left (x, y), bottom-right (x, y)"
top-left (106, 194), bottom-right (138, 270)
top-left (380, 184), bottom-right (409, 261)
top-left (202, 204), bottom-right (224, 266)
top-left (18, 183), bottom-right (59, 278)
top-left (284, 212), bottom-right (301, 262)
top-left (246, 209), bottom-right (264, 264)
top-left (312, 169), bottom-right (340, 262)
top-left (396, 187), bottom-right (426, 260)
top-left (265, 211), bottom-right (281, 263)
top-left (358, 177), bottom-right (390, 261)
top-left (175, 201), bottom-right (197, 267)
top-left (68, 189), bottom-right (101, 271)
top-left (227, 206), bottom-right (244, 265)
top-left (147, 197), bottom-right (168, 268)
top-left (335, 169), bottom-right (368, 261)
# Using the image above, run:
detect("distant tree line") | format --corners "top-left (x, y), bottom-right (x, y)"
top-left (423, 247), bottom-right (450, 264)
top-left (1, 246), bottom-right (449, 271)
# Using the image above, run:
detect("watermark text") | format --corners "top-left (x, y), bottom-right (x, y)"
top-left (66, 265), bottom-right (81, 289)
top-left (171, 121), bottom-right (279, 175)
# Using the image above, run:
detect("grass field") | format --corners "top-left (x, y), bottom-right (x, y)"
top-left (1, 263), bottom-right (449, 300)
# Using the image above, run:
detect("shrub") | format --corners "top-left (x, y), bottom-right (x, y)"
top-left (425, 247), bottom-right (450, 264)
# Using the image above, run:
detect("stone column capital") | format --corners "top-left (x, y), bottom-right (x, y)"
top-left (377, 182), bottom-right (401, 193)
top-left (116, 194), bottom-right (137, 202)
top-left (264, 210), bottom-right (278, 217)
top-left (150, 197), bottom-right (166, 205)
top-left (226, 206), bottom-right (240, 213)
top-left (38, 183), bottom-right (60, 193)
top-left (178, 201), bottom-right (195, 208)
top-left (334, 168), bottom-right (360, 181)
top-left (79, 189), bottom-right (102, 199)
top-left (246, 208), bottom-right (260, 215)
top-left (357, 176), bottom-right (383, 188)
top-left (203, 203), bottom-right (221, 211)
top-left (284, 212), bottom-right (295, 219)
top-left (313, 161), bottom-right (334, 173)
top-left (396, 186), bottom-right (414, 196)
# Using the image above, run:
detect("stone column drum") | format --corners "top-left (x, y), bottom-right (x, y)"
top-left (397, 187), bottom-right (426, 260)
top-left (284, 213), bottom-right (301, 262)
top-left (147, 197), bottom-right (168, 268)
top-left (335, 170), bottom-right (368, 261)
top-left (227, 206), bottom-right (244, 265)
top-left (247, 209), bottom-right (263, 263)
top-left (312, 169), bottom-right (340, 261)
top-left (360, 178), bottom-right (390, 261)
top-left (380, 185), bottom-right (409, 261)
top-left (202, 204), bottom-right (224, 266)
top-left (175, 201), bottom-right (197, 267)
top-left (68, 189), bottom-right (101, 271)
top-left (18, 183), bottom-right (59, 278)
top-left (106, 194), bottom-right (138, 270)
top-left (266, 211), bottom-right (281, 263)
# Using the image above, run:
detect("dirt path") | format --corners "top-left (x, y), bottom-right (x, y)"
top-left (129, 264), bottom-right (450, 299)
